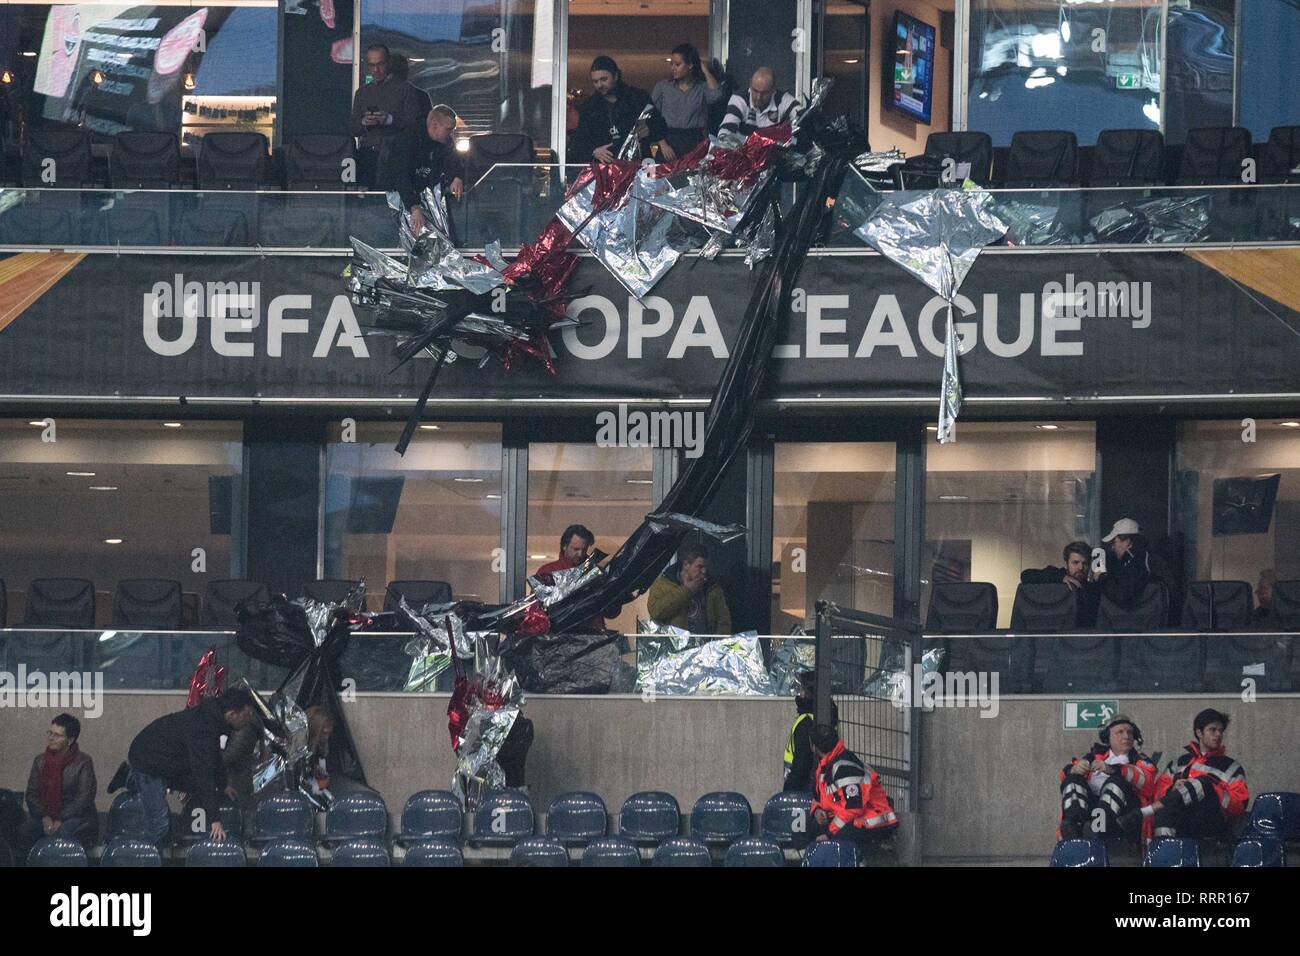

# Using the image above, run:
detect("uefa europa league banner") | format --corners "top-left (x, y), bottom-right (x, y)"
top-left (0, 247), bottom-right (1297, 406)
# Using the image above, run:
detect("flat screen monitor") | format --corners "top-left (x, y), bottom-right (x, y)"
top-left (1212, 474), bottom-right (1280, 535)
top-left (890, 10), bottom-right (935, 124)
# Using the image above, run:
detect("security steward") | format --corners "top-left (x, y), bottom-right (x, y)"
top-left (1058, 713), bottom-right (1156, 842)
top-left (1139, 708), bottom-right (1248, 841)
top-left (807, 724), bottom-right (898, 859)
top-left (783, 671), bottom-right (838, 793)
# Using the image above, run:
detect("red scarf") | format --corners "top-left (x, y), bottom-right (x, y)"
top-left (40, 743), bottom-right (77, 818)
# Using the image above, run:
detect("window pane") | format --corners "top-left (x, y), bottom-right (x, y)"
top-left (323, 422), bottom-right (502, 607)
top-left (1174, 419), bottom-right (1300, 597)
top-left (968, 0), bottom-right (1161, 146)
top-left (773, 442), bottom-right (897, 631)
top-left (361, 0), bottom-right (554, 146)
top-left (526, 443), bottom-right (651, 633)
top-left (925, 422), bottom-right (1097, 627)
top-left (0, 419), bottom-right (243, 626)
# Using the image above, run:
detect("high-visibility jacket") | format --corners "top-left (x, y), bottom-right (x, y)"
top-left (1153, 742), bottom-right (1249, 820)
top-left (783, 712), bottom-right (814, 781)
top-left (812, 741), bottom-right (897, 835)
top-left (1059, 744), bottom-right (1158, 802)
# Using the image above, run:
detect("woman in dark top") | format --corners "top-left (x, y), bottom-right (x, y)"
top-left (650, 42), bottom-right (724, 161)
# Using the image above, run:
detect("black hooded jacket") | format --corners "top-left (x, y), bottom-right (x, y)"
top-left (570, 81), bottom-right (664, 162)
top-left (127, 698), bottom-right (229, 823)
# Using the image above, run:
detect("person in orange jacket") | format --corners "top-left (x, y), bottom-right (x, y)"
top-left (1138, 708), bottom-right (1248, 841)
top-left (1058, 713), bottom-right (1156, 842)
top-left (807, 724), bottom-right (897, 860)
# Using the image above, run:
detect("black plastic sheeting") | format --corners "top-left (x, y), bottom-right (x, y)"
top-left (500, 632), bottom-right (636, 695)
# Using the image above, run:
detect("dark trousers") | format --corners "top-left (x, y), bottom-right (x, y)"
top-left (1153, 784), bottom-right (1231, 839)
top-left (18, 812), bottom-right (98, 862)
top-left (805, 817), bottom-right (896, 862)
top-left (497, 717), bottom-right (534, 788)
top-left (1060, 772), bottom-right (1142, 841)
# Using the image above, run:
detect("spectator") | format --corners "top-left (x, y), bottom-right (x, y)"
top-left (126, 686), bottom-right (257, 846)
top-left (18, 714), bottom-right (97, 858)
top-left (1253, 569), bottom-right (1275, 626)
top-left (1096, 518), bottom-right (1167, 609)
top-left (1142, 708), bottom-right (1248, 840)
top-left (718, 67), bottom-right (801, 137)
top-left (389, 53), bottom-right (433, 135)
top-left (806, 723), bottom-right (897, 859)
top-left (650, 42), bottom-right (724, 161)
top-left (398, 104), bottom-right (466, 237)
top-left (570, 55), bottom-right (661, 163)
top-left (220, 714), bottom-right (260, 815)
top-left (783, 670), bottom-right (838, 793)
top-left (1021, 540), bottom-right (1099, 627)
top-left (305, 705), bottom-right (334, 800)
top-left (350, 43), bottom-right (423, 190)
top-left (647, 541), bottom-right (732, 633)
top-left (1057, 713), bottom-right (1155, 842)
top-left (535, 523), bottom-right (622, 632)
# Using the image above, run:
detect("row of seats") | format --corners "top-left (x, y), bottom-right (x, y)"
top-left (1052, 836), bottom-right (1287, 868)
top-left (0, 578), bottom-right (450, 629)
top-left (915, 125), bottom-right (1300, 188)
top-left (929, 580), bottom-right (1299, 632)
top-left (1, 129), bottom-right (536, 192)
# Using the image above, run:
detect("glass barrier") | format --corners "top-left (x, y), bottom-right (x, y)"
top-left (828, 171), bottom-right (1300, 247)
top-left (3, 628), bottom-right (1295, 697)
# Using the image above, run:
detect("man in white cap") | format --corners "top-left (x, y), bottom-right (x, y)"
top-left (1097, 518), bottom-right (1169, 611)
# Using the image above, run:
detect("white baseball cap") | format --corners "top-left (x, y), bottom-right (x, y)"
top-left (1102, 518), bottom-right (1140, 542)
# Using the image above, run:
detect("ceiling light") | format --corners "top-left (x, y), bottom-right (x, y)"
top-left (67, 471), bottom-right (96, 477)
top-left (926, 425), bottom-right (938, 431)
top-left (163, 422), bottom-right (183, 428)
top-left (452, 476), bottom-right (484, 483)
top-left (89, 486), bottom-right (118, 491)
top-left (28, 420), bottom-right (46, 426)
top-left (939, 495), bottom-right (968, 501)
top-left (455, 138), bottom-right (471, 153)
top-left (103, 538), bottom-right (123, 545)
top-left (625, 478), bottom-right (653, 484)
top-left (843, 58), bottom-right (860, 64)
top-left (419, 424), bottom-right (441, 430)
top-left (1036, 424), bottom-right (1059, 430)
top-left (1278, 421), bottom-right (1300, 428)
top-left (0, 70), bottom-right (13, 86)
top-left (529, 554), bottom-right (548, 560)
top-left (21, 51), bottom-right (37, 58)
top-left (484, 494), bottom-right (501, 500)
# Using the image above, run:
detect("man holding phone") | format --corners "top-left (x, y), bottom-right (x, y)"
top-left (350, 43), bottom-right (422, 190)
top-left (569, 55), bottom-right (662, 164)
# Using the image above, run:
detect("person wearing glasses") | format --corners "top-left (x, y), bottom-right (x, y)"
top-left (350, 43), bottom-right (423, 190)
top-left (18, 714), bottom-right (98, 859)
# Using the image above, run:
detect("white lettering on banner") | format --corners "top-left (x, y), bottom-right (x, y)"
top-left (805, 294), bottom-right (850, 358)
top-left (856, 296), bottom-right (916, 357)
top-left (666, 297), bottom-right (727, 358)
top-left (314, 298), bottom-right (369, 358)
top-left (268, 295), bottom-right (312, 357)
top-left (563, 295), bottom-right (621, 359)
top-left (210, 292), bottom-right (260, 357)
top-left (984, 294), bottom-right (1036, 357)
top-left (627, 296), bottom-right (673, 358)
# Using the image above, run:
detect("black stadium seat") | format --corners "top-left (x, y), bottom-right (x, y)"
top-left (1204, 634), bottom-right (1292, 692)
top-left (652, 837), bottom-right (711, 867)
top-left (923, 131), bottom-right (993, 186)
top-left (1050, 838), bottom-right (1107, 867)
top-left (546, 791), bottom-right (608, 846)
top-left (1003, 130), bottom-right (1079, 187)
top-left (332, 839), bottom-right (390, 867)
top-left (1181, 581), bottom-right (1252, 630)
top-left (110, 131), bottom-right (180, 188)
top-left (1035, 634), bottom-right (1119, 693)
top-left (462, 132), bottom-right (535, 245)
top-left (197, 132), bottom-right (270, 190)
top-left (926, 582), bottom-right (998, 632)
top-left (301, 579), bottom-right (361, 605)
top-left (1174, 127), bottom-right (1252, 185)
top-left (1261, 126), bottom-right (1300, 184)
top-left (384, 580), bottom-right (452, 611)
top-left (690, 792), bottom-right (751, 846)
top-left (22, 128), bottom-right (94, 188)
top-left (112, 579), bottom-right (183, 629)
top-left (942, 635), bottom-right (1035, 693)
top-left (1089, 128), bottom-right (1165, 187)
top-left (1269, 580), bottom-right (1300, 629)
top-left (284, 134), bottom-right (355, 190)
top-left (762, 791), bottom-right (812, 848)
top-left (1010, 582), bottom-right (1078, 632)
top-left (204, 580), bottom-right (271, 627)
top-left (581, 837), bottom-right (641, 867)
top-left (1096, 582), bottom-right (1168, 631)
top-left (23, 578), bottom-right (95, 628)
top-left (619, 791), bottom-right (680, 845)
top-left (398, 790), bottom-right (463, 846)
top-left (1120, 633), bottom-right (1204, 692)
top-left (509, 837), bottom-right (569, 867)
top-left (470, 791), bottom-right (534, 847)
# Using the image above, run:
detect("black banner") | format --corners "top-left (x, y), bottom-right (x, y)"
top-left (1, 248), bottom-right (1298, 406)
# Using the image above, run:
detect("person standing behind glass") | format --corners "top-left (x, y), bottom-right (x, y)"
top-left (651, 43), bottom-right (723, 161)
top-left (398, 105), bottom-right (467, 239)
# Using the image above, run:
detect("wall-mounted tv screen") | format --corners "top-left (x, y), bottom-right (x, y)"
top-left (891, 10), bottom-right (935, 124)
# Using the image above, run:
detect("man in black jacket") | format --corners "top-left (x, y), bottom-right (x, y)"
top-left (783, 671), bottom-right (838, 793)
top-left (399, 104), bottom-right (467, 237)
top-left (1097, 518), bottom-right (1170, 611)
top-left (1021, 540), bottom-right (1099, 626)
top-left (569, 56), bottom-right (663, 164)
top-left (126, 687), bottom-right (256, 846)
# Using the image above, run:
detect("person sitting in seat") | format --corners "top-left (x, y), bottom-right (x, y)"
top-left (1138, 708), bottom-right (1248, 842)
top-left (1253, 569), bottom-right (1275, 626)
top-left (807, 723), bottom-right (897, 860)
top-left (1021, 540), bottom-right (1099, 626)
top-left (647, 541), bottom-right (732, 633)
top-left (18, 714), bottom-right (98, 858)
top-left (718, 67), bottom-right (801, 137)
top-left (1058, 713), bottom-right (1156, 843)
top-left (1095, 518), bottom-right (1169, 610)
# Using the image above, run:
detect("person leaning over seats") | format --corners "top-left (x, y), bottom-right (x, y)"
top-left (646, 541), bottom-right (732, 633)
top-left (1133, 708), bottom-right (1249, 842)
top-left (1058, 713), bottom-right (1156, 843)
top-left (807, 723), bottom-right (898, 860)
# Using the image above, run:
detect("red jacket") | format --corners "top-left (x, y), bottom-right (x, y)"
top-left (1059, 744), bottom-right (1158, 802)
top-left (812, 741), bottom-right (897, 835)
top-left (1153, 741), bottom-right (1249, 821)
top-left (536, 556), bottom-right (611, 633)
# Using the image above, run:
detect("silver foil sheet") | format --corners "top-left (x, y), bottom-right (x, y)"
top-left (645, 511), bottom-right (746, 544)
top-left (638, 635), bottom-right (775, 696)
top-left (769, 639), bottom-right (817, 696)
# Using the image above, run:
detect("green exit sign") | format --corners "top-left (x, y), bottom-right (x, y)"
top-left (1116, 73), bottom-right (1140, 89)
top-left (1064, 700), bottom-right (1119, 729)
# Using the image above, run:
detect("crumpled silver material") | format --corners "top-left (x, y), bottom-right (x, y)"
top-left (617, 103), bottom-right (656, 160)
top-left (862, 645), bottom-right (946, 705)
top-left (852, 147), bottom-right (906, 174)
top-left (769, 639), bottom-right (817, 696)
top-left (294, 597), bottom-right (339, 647)
top-left (645, 511), bottom-right (746, 544)
top-left (1088, 193), bottom-right (1212, 244)
top-left (635, 618), bottom-right (693, 638)
top-left (793, 78), bottom-right (833, 134)
top-left (638, 635), bottom-right (775, 696)
top-left (855, 189), bottom-right (1008, 443)
top-left (402, 598), bottom-right (473, 658)
top-left (528, 562), bottom-right (605, 608)
top-left (743, 203), bottom-right (777, 269)
top-left (994, 196), bottom-right (1080, 245)
top-left (452, 636), bottom-right (525, 808)
top-left (641, 164), bottom-right (775, 235)
top-left (556, 168), bottom-right (681, 297)
top-left (243, 673), bottom-right (312, 796)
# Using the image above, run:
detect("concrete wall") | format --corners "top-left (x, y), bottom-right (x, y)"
top-left (920, 696), bottom-right (1300, 863)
